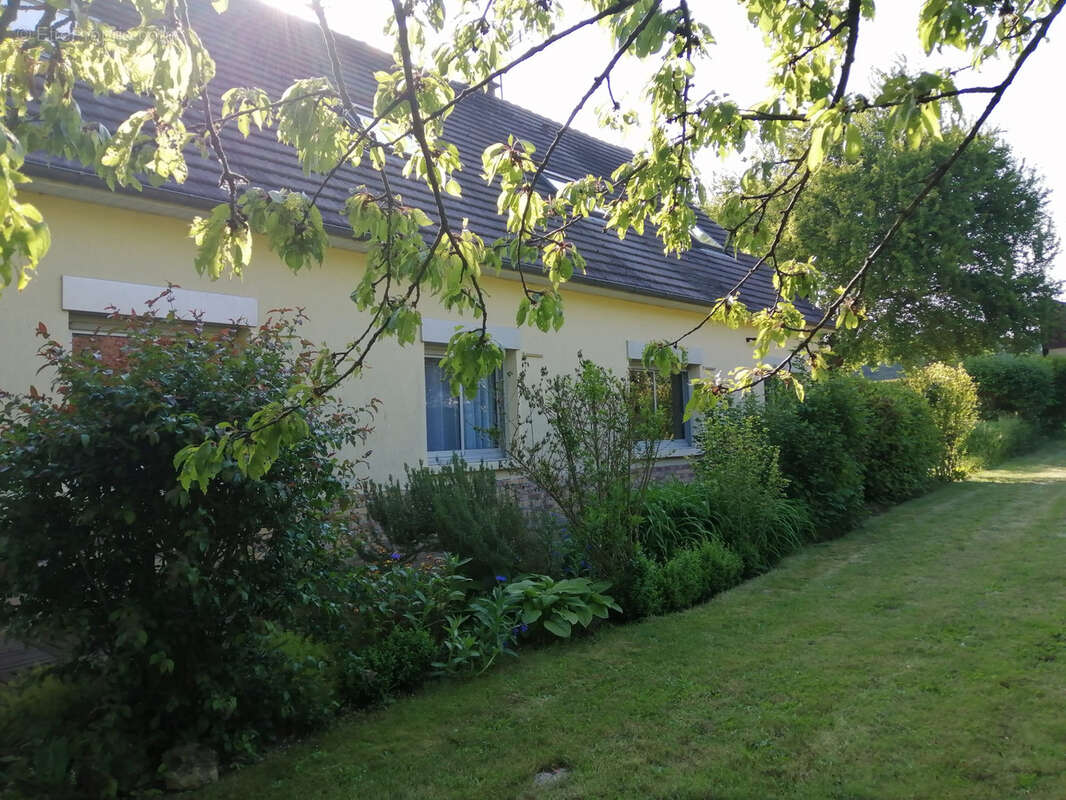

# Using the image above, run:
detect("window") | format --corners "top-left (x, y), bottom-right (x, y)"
top-left (630, 366), bottom-right (687, 442)
top-left (692, 224), bottom-right (723, 249)
top-left (424, 356), bottom-right (503, 457)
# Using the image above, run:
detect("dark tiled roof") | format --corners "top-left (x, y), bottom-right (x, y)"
top-left (25, 0), bottom-right (819, 319)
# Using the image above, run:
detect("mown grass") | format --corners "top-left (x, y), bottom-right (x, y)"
top-left (199, 443), bottom-right (1066, 799)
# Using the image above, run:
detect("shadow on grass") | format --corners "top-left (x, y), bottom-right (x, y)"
top-left (967, 441), bottom-right (1066, 485)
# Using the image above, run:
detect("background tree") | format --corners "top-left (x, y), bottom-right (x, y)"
top-left (726, 117), bottom-right (1060, 366)
top-left (0, 0), bottom-right (1063, 484)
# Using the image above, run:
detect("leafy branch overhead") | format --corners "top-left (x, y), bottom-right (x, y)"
top-left (0, 0), bottom-right (1062, 486)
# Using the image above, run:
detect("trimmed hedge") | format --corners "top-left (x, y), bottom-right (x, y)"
top-left (763, 377), bottom-right (872, 537)
top-left (962, 353), bottom-right (1052, 424)
top-left (853, 380), bottom-right (942, 504)
top-left (630, 539), bottom-right (744, 618)
top-left (1047, 356), bottom-right (1066, 430)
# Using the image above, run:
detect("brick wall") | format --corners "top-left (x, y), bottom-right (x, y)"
top-left (71, 333), bottom-right (128, 368)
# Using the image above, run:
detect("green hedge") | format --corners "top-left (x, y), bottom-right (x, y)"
top-left (962, 353), bottom-right (1053, 424)
top-left (904, 363), bottom-right (980, 479)
top-left (1046, 356), bottom-right (1066, 430)
top-left (763, 377), bottom-right (872, 537)
top-left (630, 539), bottom-right (744, 618)
top-left (853, 380), bottom-right (942, 504)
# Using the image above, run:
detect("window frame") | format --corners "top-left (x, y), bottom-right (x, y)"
top-left (423, 350), bottom-right (506, 465)
top-left (628, 362), bottom-right (699, 455)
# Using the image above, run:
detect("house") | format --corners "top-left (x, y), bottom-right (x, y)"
top-left (0, 0), bottom-right (818, 487)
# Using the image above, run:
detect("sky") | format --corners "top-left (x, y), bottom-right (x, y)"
top-left (264, 0), bottom-right (1066, 295)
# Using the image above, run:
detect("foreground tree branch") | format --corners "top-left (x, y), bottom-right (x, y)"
top-left (0, 0), bottom-right (1061, 484)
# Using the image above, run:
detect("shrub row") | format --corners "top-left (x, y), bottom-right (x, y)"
top-left (763, 369), bottom-right (977, 536)
top-left (4, 314), bottom-right (1061, 794)
top-left (962, 352), bottom-right (1066, 429)
top-left (620, 366), bottom-right (977, 619)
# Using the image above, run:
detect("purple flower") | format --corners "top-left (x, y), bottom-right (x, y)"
top-left (390, 552), bottom-right (402, 560)
top-left (495, 575), bottom-right (507, 582)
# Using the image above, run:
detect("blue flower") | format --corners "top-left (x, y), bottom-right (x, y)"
top-left (495, 574), bottom-right (507, 582)
top-left (390, 552), bottom-right (402, 560)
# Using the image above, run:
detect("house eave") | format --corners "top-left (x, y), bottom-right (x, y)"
top-left (23, 164), bottom-right (754, 318)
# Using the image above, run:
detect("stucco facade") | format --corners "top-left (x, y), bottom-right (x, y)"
top-left (1, 184), bottom-right (770, 483)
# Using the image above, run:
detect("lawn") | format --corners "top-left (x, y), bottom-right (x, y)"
top-left (199, 444), bottom-right (1066, 800)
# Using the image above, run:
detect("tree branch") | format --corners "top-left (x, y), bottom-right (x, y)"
top-left (830, 0), bottom-right (863, 106)
top-left (724, 0), bottom-right (1065, 395)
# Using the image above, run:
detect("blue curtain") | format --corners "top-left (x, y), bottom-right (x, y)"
top-left (463, 370), bottom-right (499, 449)
top-left (424, 359), bottom-right (461, 451)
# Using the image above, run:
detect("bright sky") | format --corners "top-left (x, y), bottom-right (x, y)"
top-left (266, 0), bottom-right (1066, 294)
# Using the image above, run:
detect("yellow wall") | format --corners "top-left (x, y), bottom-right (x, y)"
top-left (1, 189), bottom-right (769, 481)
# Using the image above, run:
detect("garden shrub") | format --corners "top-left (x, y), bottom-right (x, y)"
top-left (904, 363), bottom-right (980, 479)
top-left (507, 358), bottom-right (669, 614)
top-left (338, 626), bottom-right (438, 705)
top-left (963, 353), bottom-right (1052, 424)
top-left (763, 377), bottom-right (872, 537)
top-left (629, 548), bottom-right (667, 618)
top-left (964, 414), bottom-right (1042, 468)
top-left (853, 380), bottom-right (941, 504)
top-left (0, 309), bottom-right (372, 786)
top-left (243, 630), bottom-right (341, 734)
top-left (696, 406), bottom-right (812, 568)
top-left (657, 547), bottom-right (705, 612)
top-left (0, 671), bottom-right (153, 798)
top-left (307, 555), bottom-right (467, 701)
top-left (695, 537), bottom-right (745, 596)
top-left (628, 538), bottom-right (743, 618)
top-left (365, 456), bottom-right (554, 583)
top-left (638, 479), bottom-right (715, 562)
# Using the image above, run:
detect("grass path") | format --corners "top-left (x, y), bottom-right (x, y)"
top-left (200, 445), bottom-right (1066, 799)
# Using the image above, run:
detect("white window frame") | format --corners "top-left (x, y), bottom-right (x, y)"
top-left (421, 319), bottom-right (520, 467)
top-left (629, 362), bottom-right (692, 448)
top-left (424, 349), bottom-right (506, 466)
top-left (627, 340), bottom-right (705, 457)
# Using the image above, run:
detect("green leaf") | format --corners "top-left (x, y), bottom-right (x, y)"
top-left (542, 617), bottom-right (572, 638)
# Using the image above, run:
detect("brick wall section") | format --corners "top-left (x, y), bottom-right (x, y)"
top-left (71, 333), bottom-right (128, 368)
